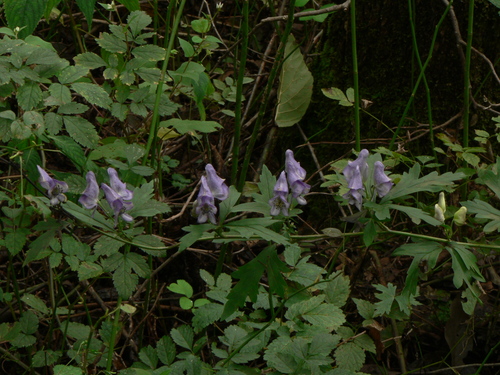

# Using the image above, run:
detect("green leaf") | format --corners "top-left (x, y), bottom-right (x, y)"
top-left (275, 35), bottom-right (313, 127)
top-left (139, 345), bottom-right (158, 369)
top-left (461, 199), bottom-right (500, 232)
top-left (384, 203), bottom-right (441, 226)
top-left (374, 283), bottom-right (397, 316)
top-left (178, 37), bottom-right (195, 57)
top-left (71, 82), bottom-right (112, 109)
top-left (33, 350), bottom-right (62, 367)
top-left (97, 32), bottom-right (128, 53)
top-left (132, 44), bottom-right (165, 61)
top-left (57, 65), bottom-right (90, 84)
top-left (334, 342), bottom-right (365, 372)
top-left (191, 18), bottom-right (210, 33)
top-left (325, 271), bottom-right (351, 307)
top-left (168, 280), bottom-right (194, 298)
top-left (381, 164), bottom-right (464, 203)
top-left (102, 252), bottom-right (149, 299)
top-left (19, 310), bottom-right (39, 335)
top-left (133, 234), bottom-right (166, 256)
top-left (171, 325), bottom-right (194, 351)
top-left (45, 112), bottom-right (63, 135)
top-left (52, 364), bottom-right (83, 375)
top-left (26, 48), bottom-right (60, 65)
top-left (179, 223), bottom-right (215, 252)
top-left (117, 0), bottom-right (140, 11)
top-left (17, 81), bottom-right (43, 110)
top-left (75, 0), bottom-right (97, 27)
top-left (5, 228), bottom-right (30, 255)
top-left (128, 10), bottom-right (152, 36)
top-left (159, 119), bottom-right (222, 135)
top-left (192, 303), bottom-right (223, 332)
top-left (156, 335), bottom-right (176, 365)
top-left (63, 116), bottom-right (99, 148)
top-left (50, 135), bottom-right (87, 171)
top-left (477, 157), bottom-right (500, 199)
top-left (62, 321), bottom-right (90, 340)
top-left (74, 52), bottom-right (107, 69)
top-left (322, 87), bottom-right (353, 106)
top-left (78, 262), bottom-right (103, 280)
top-left (21, 294), bottom-right (49, 315)
top-left (363, 219), bottom-right (377, 247)
top-left (4, 0), bottom-right (46, 38)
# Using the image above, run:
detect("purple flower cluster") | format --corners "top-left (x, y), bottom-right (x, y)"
top-left (342, 149), bottom-right (394, 210)
top-left (37, 166), bottom-right (135, 225)
top-left (192, 164), bottom-right (229, 224)
top-left (269, 150), bottom-right (311, 216)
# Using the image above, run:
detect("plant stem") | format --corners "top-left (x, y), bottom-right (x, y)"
top-left (389, 0), bottom-right (453, 150)
top-left (237, 0), bottom-right (297, 191)
top-left (143, 0), bottom-right (186, 167)
top-left (350, 0), bottom-right (360, 151)
top-left (463, 0), bottom-right (474, 149)
top-left (231, 0), bottom-right (249, 185)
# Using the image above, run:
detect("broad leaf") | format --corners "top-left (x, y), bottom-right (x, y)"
top-left (63, 116), bottom-right (99, 148)
top-left (275, 35), bottom-right (313, 127)
top-left (71, 82), bottom-right (112, 109)
top-left (4, 0), bottom-right (46, 38)
top-left (75, 0), bottom-right (97, 27)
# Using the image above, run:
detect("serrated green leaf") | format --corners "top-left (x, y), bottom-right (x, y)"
top-left (50, 135), bottom-right (87, 171)
top-left (21, 294), bottom-right (49, 315)
top-left (53, 364), bottom-right (84, 375)
top-left (5, 228), bottom-right (30, 255)
top-left (58, 65), bottom-right (89, 84)
top-left (139, 345), bottom-right (158, 369)
top-left (74, 52), bottom-right (107, 69)
top-left (128, 10), bottom-right (152, 36)
top-left (118, 0), bottom-right (140, 11)
top-left (71, 82), bottom-right (112, 109)
top-left (32, 349), bottom-right (62, 367)
top-left (17, 81), bottom-right (43, 110)
top-left (45, 112), bottom-right (63, 135)
top-left (132, 234), bottom-right (166, 256)
top-left (325, 271), bottom-right (350, 307)
top-left (47, 83), bottom-right (72, 105)
top-left (171, 325), bottom-right (194, 351)
top-left (461, 198), bottom-right (500, 233)
top-left (75, 0), bottom-right (97, 27)
top-left (63, 321), bottom-right (90, 340)
top-left (156, 335), bottom-right (176, 365)
top-left (77, 262), bottom-right (103, 280)
top-left (159, 119), bottom-right (222, 135)
top-left (192, 303), bottom-right (223, 332)
top-left (275, 35), bottom-right (313, 127)
top-left (334, 342), bottom-right (365, 371)
top-left (132, 44), bottom-right (165, 61)
top-left (381, 164), bottom-right (464, 203)
top-left (374, 283), bottom-right (397, 316)
top-left (63, 116), bottom-right (99, 148)
top-left (179, 223), bottom-right (215, 252)
top-left (97, 32), bottom-right (128, 53)
top-left (4, 0), bottom-right (45, 39)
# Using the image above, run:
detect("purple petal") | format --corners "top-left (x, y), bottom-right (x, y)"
top-left (194, 176), bottom-right (218, 224)
top-left (274, 171), bottom-right (289, 195)
top-left (269, 193), bottom-right (290, 216)
top-left (37, 165), bottom-right (55, 190)
top-left (108, 168), bottom-right (133, 201)
top-left (79, 171), bottom-right (99, 209)
top-left (205, 164), bottom-right (229, 201)
top-left (285, 149), bottom-right (307, 185)
top-left (373, 161), bottom-right (393, 198)
top-left (343, 149), bottom-right (369, 182)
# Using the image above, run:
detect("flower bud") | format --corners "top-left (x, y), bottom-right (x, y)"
top-left (434, 204), bottom-right (445, 223)
top-left (437, 192), bottom-right (446, 214)
top-left (453, 206), bottom-right (467, 226)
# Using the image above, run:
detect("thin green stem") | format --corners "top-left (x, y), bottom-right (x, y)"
top-left (463, 0), bottom-right (474, 149)
top-left (237, 0), bottom-right (297, 191)
top-left (350, 0), bottom-right (360, 151)
top-left (408, 0), bottom-right (437, 164)
top-left (231, 0), bottom-right (249, 185)
top-left (389, 0), bottom-right (453, 150)
top-left (143, 0), bottom-right (186, 167)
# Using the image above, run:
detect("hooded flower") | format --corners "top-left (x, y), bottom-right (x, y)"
top-left (269, 171), bottom-right (290, 216)
top-left (205, 164), bottom-right (229, 201)
top-left (79, 171), bottom-right (99, 210)
top-left (343, 149), bottom-right (369, 183)
top-left (285, 149), bottom-right (310, 205)
top-left (342, 165), bottom-right (364, 210)
top-left (453, 206), bottom-right (467, 226)
top-left (37, 165), bottom-right (69, 206)
top-left (193, 176), bottom-right (218, 224)
top-left (434, 204), bottom-right (445, 223)
top-left (108, 168), bottom-right (133, 201)
top-left (101, 183), bottom-right (134, 225)
top-left (373, 161), bottom-right (394, 198)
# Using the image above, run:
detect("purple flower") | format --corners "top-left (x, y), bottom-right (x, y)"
top-left (193, 176), bottom-right (218, 224)
top-left (101, 183), bottom-right (134, 225)
top-left (342, 165), bottom-right (364, 210)
top-left (79, 171), bottom-right (99, 209)
top-left (108, 168), bottom-right (133, 201)
top-left (269, 171), bottom-right (290, 216)
top-left (205, 164), bottom-right (229, 201)
top-left (285, 149), bottom-right (310, 205)
top-left (373, 161), bottom-right (393, 198)
top-left (343, 149), bottom-right (369, 183)
top-left (37, 165), bottom-right (69, 206)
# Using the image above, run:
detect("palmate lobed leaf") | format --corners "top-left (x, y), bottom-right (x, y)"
top-left (381, 163), bottom-right (464, 203)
